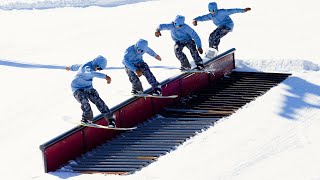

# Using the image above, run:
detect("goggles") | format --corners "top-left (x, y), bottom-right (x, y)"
top-left (96, 66), bottom-right (102, 70)
top-left (174, 22), bottom-right (182, 27)
top-left (209, 8), bottom-right (215, 12)
top-left (137, 47), bottom-right (144, 53)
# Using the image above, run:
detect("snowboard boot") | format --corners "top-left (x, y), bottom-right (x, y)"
top-left (106, 115), bottom-right (116, 128)
top-left (131, 89), bottom-right (143, 95)
top-left (205, 48), bottom-right (218, 59)
top-left (81, 119), bottom-right (93, 124)
top-left (179, 66), bottom-right (191, 71)
top-left (194, 64), bottom-right (205, 71)
top-left (152, 86), bottom-right (162, 96)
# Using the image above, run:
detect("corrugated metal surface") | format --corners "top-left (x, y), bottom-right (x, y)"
top-left (62, 71), bottom-right (290, 174)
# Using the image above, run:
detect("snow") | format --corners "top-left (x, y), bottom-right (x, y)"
top-left (0, 0), bottom-right (153, 10)
top-left (0, 0), bottom-right (320, 180)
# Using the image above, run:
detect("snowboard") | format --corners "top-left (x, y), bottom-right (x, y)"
top-left (181, 69), bottom-right (215, 74)
top-left (132, 93), bottom-right (178, 98)
top-left (65, 119), bottom-right (136, 130)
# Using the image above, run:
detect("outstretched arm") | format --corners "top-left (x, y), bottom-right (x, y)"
top-left (155, 23), bottom-right (174, 37)
top-left (90, 70), bottom-right (111, 84)
top-left (145, 47), bottom-right (162, 61)
top-left (193, 14), bottom-right (212, 26)
top-left (222, 7), bottom-right (251, 16)
top-left (66, 64), bottom-right (81, 71)
top-left (91, 71), bottom-right (112, 84)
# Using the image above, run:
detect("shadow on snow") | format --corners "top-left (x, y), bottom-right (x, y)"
top-left (0, 59), bottom-right (178, 71)
top-left (0, 59), bottom-right (66, 70)
top-left (279, 76), bottom-right (320, 120)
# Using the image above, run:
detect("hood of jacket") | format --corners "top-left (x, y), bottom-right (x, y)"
top-left (208, 2), bottom-right (218, 12)
top-left (91, 55), bottom-right (107, 70)
top-left (135, 39), bottom-right (148, 51)
top-left (174, 15), bottom-right (185, 26)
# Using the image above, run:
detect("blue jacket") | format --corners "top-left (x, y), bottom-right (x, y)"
top-left (122, 39), bottom-right (158, 72)
top-left (157, 23), bottom-right (202, 48)
top-left (157, 16), bottom-right (202, 48)
top-left (69, 55), bottom-right (108, 93)
top-left (194, 2), bottom-right (244, 31)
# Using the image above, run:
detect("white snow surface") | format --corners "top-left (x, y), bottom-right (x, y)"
top-left (0, 0), bottom-right (154, 10)
top-left (0, 0), bottom-right (320, 180)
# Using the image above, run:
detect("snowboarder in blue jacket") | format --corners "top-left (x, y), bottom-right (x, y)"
top-left (193, 2), bottom-right (251, 52)
top-left (122, 39), bottom-right (163, 95)
top-left (155, 15), bottom-right (204, 71)
top-left (66, 55), bottom-right (116, 127)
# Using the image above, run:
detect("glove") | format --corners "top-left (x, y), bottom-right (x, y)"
top-left (105, 75), bottom-right (112, 84)
top-left (155, 31), bottom-right (162, 37)
top-left (155, 55), bottom-right (162, 61)
top-left (198, 47), bottom-right (203, 54)
top-left (244, 8), bottom-right (251, 12)
top-left (192, 20), bottom-right (197, 26)
top-left (136, 70), bottom-right (143, 77)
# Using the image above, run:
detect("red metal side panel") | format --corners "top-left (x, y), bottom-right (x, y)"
top-left (162, 79), bottom-right (181, 96)
top-left (114, 111), bottom-right (120, 127)
top-left (119, 98), bottom-right (154, 128)
top-left (180, 73), bottom-right (209, 97)
top-left (152, 79), bottom-right (181, 114)
top-left (83, 118), bottom-right (119, 150)
top-left (44, 131), bottom-right (84, 172)
top-left (208, 53), bottom-right (235, 81)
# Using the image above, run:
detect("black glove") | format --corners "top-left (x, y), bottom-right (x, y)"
top-left (193, 20), bottom-right (197, 26)
top-left (198, 47), bottom-right (203, 54)
top-left (244, 8), bottom-right (251, 12)
top-left (155, 31), bottom-right (162, 37)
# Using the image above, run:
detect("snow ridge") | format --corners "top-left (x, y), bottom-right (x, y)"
top-left (0, 0), bottom-right (152, 10)
top-left (236, 59), bottom-right (320, 73)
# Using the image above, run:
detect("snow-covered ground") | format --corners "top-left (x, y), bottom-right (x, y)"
top-left (0, 0), bottom-right (320, 180)
top-left (0, 0), bottom-right (154, 10)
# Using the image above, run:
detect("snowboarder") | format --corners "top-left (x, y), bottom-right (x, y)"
top-left (66, 55), bottom-right (116, 128)
top-left (193, 2), bottom-right (251, 57)
top-left (122, 38), bottom-right (163, 95)
top-left (155, 15), bottom-right (204, 71)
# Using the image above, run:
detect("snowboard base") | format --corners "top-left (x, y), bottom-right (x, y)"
top-left (65, 119), bottom-right (136, 130)
top-left (132, 94), bottom-right (178, 98)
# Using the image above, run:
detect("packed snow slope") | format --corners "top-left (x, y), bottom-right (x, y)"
top-left (0, 0), bottom-right (319, 180)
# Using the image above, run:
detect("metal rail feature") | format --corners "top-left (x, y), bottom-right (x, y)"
top-left (62, 71), bottom-right (290, 174)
